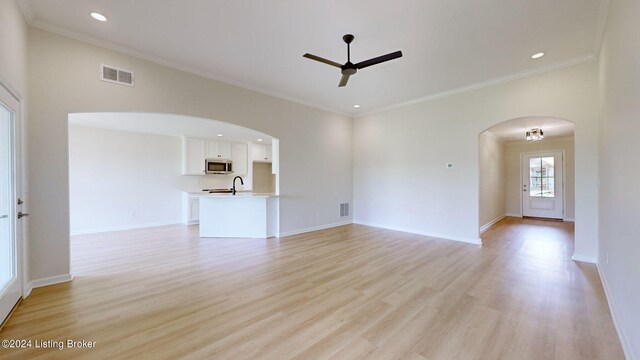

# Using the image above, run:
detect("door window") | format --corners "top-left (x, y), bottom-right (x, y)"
top-left (529, 157), bottom-right (555, 197)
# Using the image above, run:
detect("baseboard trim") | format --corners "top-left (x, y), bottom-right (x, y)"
top-left (480, 215), bottom-right (506, 233)
top-left (571, 254), bottom-right (598, 264)
top-left (24, 274), bottom-right (74, 298)
top-left (505, 213), bottom-right (522, 218)
top-left (597, 264), bottom-right (635, 360)
top-left (278, 220), bottom-right (353, 238)
top-left (353, 221), bottom-right (482, 245)
top-left (71, 221), bottom-right (183, 235)
top-left (563, 218), bottom-right (575, 222)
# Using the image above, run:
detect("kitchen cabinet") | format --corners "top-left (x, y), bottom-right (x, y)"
top-left (251, 143), bottom-right (272, 162)
top-left (182, 193), bottom-right (200, 225)
top-left (206, 140), bottom-right (232, 159)
top-left (232, 142), bottom-right (248, 175)
top-left (182, 137), bottom-right (205, 175)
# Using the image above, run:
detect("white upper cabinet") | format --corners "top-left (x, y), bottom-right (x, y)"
top-left (206, 140), bottom-right (232, 159)
top-left (251, 143), bottom-right (272, 163)
top-left (231, 143), bottom-right (248, 175)
top-left (182, 137), bottom-right (205, 175)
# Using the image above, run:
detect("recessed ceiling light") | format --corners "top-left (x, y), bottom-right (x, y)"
top-left (217, 133), bottom-right (223, 137)
top-left (531, 52), bottom-right (545, 59)
top-left (90, 12), bottom-right (107, 22)
top-left (354, 105), bottom-right (361, 108)
top-left (257, 138), bottom-right (263, 142)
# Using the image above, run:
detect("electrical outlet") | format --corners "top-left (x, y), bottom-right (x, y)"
top-left (129, 211), bottom-right (136, 218)
top-left (315, 212), bottom-right (320, 219)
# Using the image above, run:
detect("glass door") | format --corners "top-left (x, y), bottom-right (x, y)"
top-left (0, 86), bottom-right (22, 325)
top-left (522, 151), bottom-right (564, 219)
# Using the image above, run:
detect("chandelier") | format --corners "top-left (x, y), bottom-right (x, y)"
top-left (526, 128), bottom-right (544, 141)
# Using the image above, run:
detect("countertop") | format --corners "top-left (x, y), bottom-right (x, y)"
top-left (186, 191), bottom-right (277, 198)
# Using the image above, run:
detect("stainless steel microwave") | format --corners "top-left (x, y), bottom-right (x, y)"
top-left (205, 159), bottom-right (233, 174)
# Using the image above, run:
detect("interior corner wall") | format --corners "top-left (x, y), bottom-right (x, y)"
top-left (27, 28), bottom-right (353, 282)
top-left (505, 137), bottom-right (575, 220)
top-left (353, 61), bottom-right (599, 253)
top-left (598, 0), bottom-right (640, 357)
top-left (478, 132), bottom-right (506, 229)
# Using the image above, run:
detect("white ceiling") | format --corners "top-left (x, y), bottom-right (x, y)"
top-left (487, 117), bottom-right (574, 143)
top-left (69, 113), bottom-right (273, 144)
top-left (19, 0), bottom-right (607, 115)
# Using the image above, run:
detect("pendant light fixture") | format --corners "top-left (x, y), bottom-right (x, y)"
top-left (526, 128), bottom-right (544, 141)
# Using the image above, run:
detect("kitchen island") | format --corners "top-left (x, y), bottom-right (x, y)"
top-left (198, 193), bottom-right (278, 238)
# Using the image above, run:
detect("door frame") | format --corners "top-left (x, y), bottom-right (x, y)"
top-left (0, 76), bottom-right (28, 300)
top-left (519, 149), bottom-right (566, 220)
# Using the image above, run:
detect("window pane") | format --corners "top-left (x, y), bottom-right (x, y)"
top-left (542, 177), bottom-right (555, 197)
top-left (530, 176), bottom-right (542, 197)
top-left (529, 158), bottom-right (541, 177)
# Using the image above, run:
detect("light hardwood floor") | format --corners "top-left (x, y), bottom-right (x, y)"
top-left (0, 218), bottom-right (624, 359)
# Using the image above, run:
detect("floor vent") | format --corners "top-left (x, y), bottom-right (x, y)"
top-left (100, 64), bottom-right (135, 87)
top-left (340, 203), bottom-right (349, 217)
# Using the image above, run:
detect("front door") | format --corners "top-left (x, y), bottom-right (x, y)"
top-left (522, 151), bottom-right (564, 219)
top-left (0, 85), bottom-right (22, 325)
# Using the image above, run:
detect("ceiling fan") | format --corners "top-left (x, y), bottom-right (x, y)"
top-left (303, 34), bottom-right (403, 87)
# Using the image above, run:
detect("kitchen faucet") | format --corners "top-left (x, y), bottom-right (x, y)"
top-left (232, 176), bottom-right (244, 195)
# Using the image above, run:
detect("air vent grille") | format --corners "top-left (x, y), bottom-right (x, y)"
top-left (100, 64), bottom-right (134, 86)
top-left (340, 203), bottom-right (349, 217)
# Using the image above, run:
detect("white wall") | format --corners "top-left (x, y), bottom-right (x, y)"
top-left (598, 0), bottom-right (640, 357)
top-left (27, 28), bottom-right (353, 282)
top-left (69, 125), bottom-right (184, 234)
top-left (354, 61), bottom-right (599, 252)
top-left (0, 0), bottom-right (28, 94)
top-left (478, 132), bottom-right (506, 230)
top-left (505, 137), bottom-right (575, 220)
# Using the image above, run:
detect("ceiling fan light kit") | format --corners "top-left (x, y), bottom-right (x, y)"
top-left (303, 34), bottom-right (403, 87)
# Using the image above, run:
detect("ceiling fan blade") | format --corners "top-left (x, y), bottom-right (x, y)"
top-left (338, 74), bottom-right (350, 87)
top-left (303, 53), bottom-right (342, 68)
top-left (355, 50), bottom-right (403, 70)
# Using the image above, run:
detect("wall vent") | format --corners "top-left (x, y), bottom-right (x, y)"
top-left (340, 203), bottom-right (349, 217)
top-left (100, 64), bottom-right (134, 86)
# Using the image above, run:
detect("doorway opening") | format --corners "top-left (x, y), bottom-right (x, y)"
top-left (67, 112), bottom-right (280, 260)
top-left (478, 117), bottom-right (575, 239)
top-left (0, 84), bottom-right (23, 326)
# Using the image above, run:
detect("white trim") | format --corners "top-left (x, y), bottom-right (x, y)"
top-left (597, 264), bottom-right (635, 360)
top-left (16, 0), bottom-right (35, 24)
top-left (353, 221), bottom-right (482, 245)
top-left (356, 55), bottom-right (596, 118)
top-left (26, 21), bottom-right (350, 117)
top-left (70, 221), bottom-right (182, 235)
top-left (278, 221), bottom-right (352, 238)
top-left (593, 0), bottom-right (613, 56)
top-left (519, 150), bottom-right (566, 219)
top-left (27, 19), bottom-right (597, 119)
top-left (24, 274), bottom-right (74, 298)
top-left (571, 254), bottom-right (597, 264)
top-left (480, 215), bottom-right (505, 233)
top-left (505, 212), bottom-right (522, 218)
top-left (563, 218), bottom-right (575, 222)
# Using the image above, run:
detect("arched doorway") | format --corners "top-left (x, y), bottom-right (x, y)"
top-left (478, 116), bottom-right (575, 241)
top-left (67, 112), bottom-right (280, 238)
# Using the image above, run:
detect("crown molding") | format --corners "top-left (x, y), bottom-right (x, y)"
top-left (25, 14), bottom-right (597, 120)
top-left (27, 20), bottom-right (352, 118)
top-left (16, 0), bottom-right (35, 25)
top-left (355, 54), bottom-right (597, 118)
top-left (593, 0), bottom-right (613, 56)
